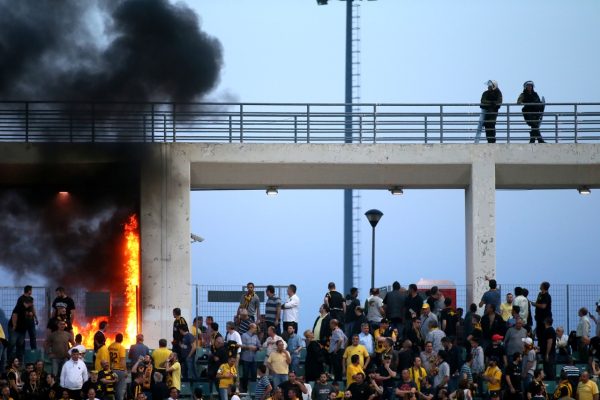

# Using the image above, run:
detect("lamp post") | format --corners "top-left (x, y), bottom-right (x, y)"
top-left (364, 209), bottom-right (383, 289)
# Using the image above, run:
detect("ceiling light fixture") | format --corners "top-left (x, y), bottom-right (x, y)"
top-left (266, 187), bottom-right (278, 196)
top-left (389, 186), bottom-right (404, 195)
top-left (578, 186), bottom-right (591, 195)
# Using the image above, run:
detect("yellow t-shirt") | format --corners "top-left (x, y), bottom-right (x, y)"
top-left (409, 367), bottom-right (427, 391)
top-left (483, 366), bottom-right (502, 391)
top-left (577, 380), bottom-right (599, 400)
top-left (267, 351), bottom-right (290, 375)
top-left (343, 345), bottom-right (369, 367)
top-left (217, 363), bottom-right (238, 389)
top-left (108, 342), bottom-right (126, 371)
top-left (374, 329), bottom-right (396, 354)
top-left (191, 326), bottom-right (204, 347)
top-left (167, 361), bottom-right (181, 390)
top-left (152, 347), bottom-right (172, 370)
top-left (346, 363), bottom-right (364, 387)
top-left (95, 345), bottom-right (110, 371)
top-left (500, 303), bottom-right (513, 321)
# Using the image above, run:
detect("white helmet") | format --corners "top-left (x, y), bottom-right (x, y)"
top-left (523, 80), bottom-right (535, 89)
top-left (486, 80), bottom-right (498, 90)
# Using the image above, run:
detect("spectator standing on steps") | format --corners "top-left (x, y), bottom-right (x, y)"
top-left (282, 285), bottom-right (300, 335)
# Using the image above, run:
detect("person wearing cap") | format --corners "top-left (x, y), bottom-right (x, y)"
top-left (485, 334), bottom-right (507, 370)
top-left (517, 81), bottom-right (546, 143)
top-left (60, 348), bottom-right (88, 399)
top-left (521, 337), bottom-right (536, 391)
top-left (420, 303), bottom-right (438, 340)
top-left (477, 81), bottom-right (503, 144)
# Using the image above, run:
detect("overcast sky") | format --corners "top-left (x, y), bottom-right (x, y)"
top-left (186, 0), bottom-right (600, 330)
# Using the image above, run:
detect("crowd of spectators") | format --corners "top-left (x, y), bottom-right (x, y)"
top-left (0, 281), bottom-right (599, 400)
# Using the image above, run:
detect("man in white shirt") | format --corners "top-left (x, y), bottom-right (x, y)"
top-left (513, 287), bottom-right (529, 325)
top-left (282, 284), bottom-right (300, 335)
top-left (60, 348), bottom-right (89, 399)
top-left (358, 323), bottom-right (375, 356)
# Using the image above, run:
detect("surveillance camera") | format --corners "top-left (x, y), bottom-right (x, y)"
top-left (190, 233), bottom-right (204, 243)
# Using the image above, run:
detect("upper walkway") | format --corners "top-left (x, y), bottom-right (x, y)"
top-left (1, 101), bottom-right (599, 143)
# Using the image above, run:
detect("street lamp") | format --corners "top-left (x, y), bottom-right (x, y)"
top-left (364, 209), bottom-right (383, 289)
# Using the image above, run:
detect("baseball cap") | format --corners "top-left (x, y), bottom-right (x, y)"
top-left (522, 337), bottom-right (533, 346)
top-left (492, 334), bottom-right (504, 341)
top-left (380, 318), bottom-right (390, 324)
top-left (422, 303), bottom-right (430, 309)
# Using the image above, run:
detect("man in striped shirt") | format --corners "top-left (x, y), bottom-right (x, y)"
top-left (265, 286), bottom-right (282, 335)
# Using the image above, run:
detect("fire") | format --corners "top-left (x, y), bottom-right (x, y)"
top-left (123, 214), bottom-right (141, 346)
top-left (72, 214), bottom-right (140, 348)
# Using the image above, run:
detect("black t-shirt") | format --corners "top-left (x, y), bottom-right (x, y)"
top-left (52, 296), bottom-right (76, 322)
top-left (534, 292), bottom-right (552, 322)
top-left (17, 294), bottom-right (35, 320)
top-left (405, 294), bottom-right (424, 320)
top-left (11, 302), bottom-right (30, 332)
top-left (440, 308), bottom-right (458, 337)
top-left (504, 362), bottom-right (522, 391)
top-left (347, 382), bottom-right (373, 400)
top-left (590, 336), bottom-right (600, 358)
top-left (396, 380), bottom-right (417, 392)
top-left (485, 345), bottom-right (506, 369)
top-left (526, 380), bottom-right (545, 399)
top-left (539, 327), bottom-right (556, 356)
top-left (94, 330), bottom-right (106, 352)
top-left (326, 291), bottom-right (345, 311)
top-left (345, 295), bottom-right (361, 322)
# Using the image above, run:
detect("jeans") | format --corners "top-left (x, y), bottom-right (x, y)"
top-left (290, 353), bottom-right (300, 374)
top-left (219, 388), bottom-right (229, 400)
top-left (240, 359), bottom-right (257, 391)
top-left (51, 358), bottom-right (66, 377)
top-left (272, 373), bottom-right (288, 388)
top-left (25, 319), bottom-right (37, 350)
top-left (115, 370), bottom-right (127, 400)
top-left (186, 357), bottom-right (198, 381)
top-left (8, 329), bottom-right (25, 362)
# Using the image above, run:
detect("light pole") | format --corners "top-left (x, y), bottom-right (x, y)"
top-left (364, 209), bottom-right (383, 289)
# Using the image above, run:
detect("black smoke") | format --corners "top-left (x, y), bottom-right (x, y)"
top-left (0, 0), bottom-right (223, 102)
top-left (0, 186), bottom-right (137, 289)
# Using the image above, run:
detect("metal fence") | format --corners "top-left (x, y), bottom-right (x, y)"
top-left (1, 283), bottom-right (596, 348)
top-left (191, 283), bottom-right (599, 335)
top-left (0, 101), bottom-right (599, 143)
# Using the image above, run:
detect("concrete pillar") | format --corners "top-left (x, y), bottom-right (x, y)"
top-left (465, 158), bottom-right (496, 309)
top-left (140, 144), bottom-right (191, 346)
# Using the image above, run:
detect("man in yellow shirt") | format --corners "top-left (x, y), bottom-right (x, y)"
top-left (576, 371), bottom-right (599, 400)
top-left (343, 335), bottom-right (370, 371)
top-left (266, 340), bottom-right (291, 388)
top-left (500, 293), bottom-right (514, 322)
top-left (95, 343), bottom-right (110, 373)
top-left (165, 352), bottom-right (182, 392)
top-left (108, 333), bottom-right (127, 400)
top-left (217, 356), bottom-right (238, 400)
top-left (482, 358), bottom-right (502, 399)
top-left (152, 339), bottom-right (172, 377)
top-left (346, 354), bottom-right (364, 387)
top-left (373, 319), bottom-right (396, 355)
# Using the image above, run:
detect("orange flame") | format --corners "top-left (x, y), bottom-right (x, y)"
top-left (123, 214), bottom-right (141, 346)
top-left (72, 214), bottom-right (140, 348)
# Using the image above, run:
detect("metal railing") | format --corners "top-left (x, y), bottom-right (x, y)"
top-left (1, 101), bottom-right (599, 143)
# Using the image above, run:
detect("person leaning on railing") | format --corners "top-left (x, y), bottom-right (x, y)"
top-left (517, 81), bottom-right (546, 143)
top-left (479, 80), bottom-right (503, 144)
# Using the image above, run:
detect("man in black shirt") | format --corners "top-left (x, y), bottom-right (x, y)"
top-left (383, 281), bottom-right (407, 334)
top-left (345, 288), bottom-right (361, 337)
top-left (278, 372), bottom-right (308, 400)
top-left (346, 372), bottom-right (374, 400)
top-left (9, 295), bottom-right (33, 361)
top-left (404, 284), bottom-right (424, 321)
top-left (504, 352), bottom-right (522, 400)
top-left (51, 287), bottom-right (76, 327)
top-left (532, 282), bottom-right (552, 342)
top-left (16, 285), bottom-right (38, 351)
top-left (539, 317), bottom-right (556, 380)
top-left (325, 282), bottom-right (345, 325)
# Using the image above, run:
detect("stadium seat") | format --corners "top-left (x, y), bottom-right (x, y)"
top-left (24, 349), bottom-right (42, 364)
top-left (255, 350), bottom-right (267, 363)
top-left (180, 381), bottom-right (192, 398)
